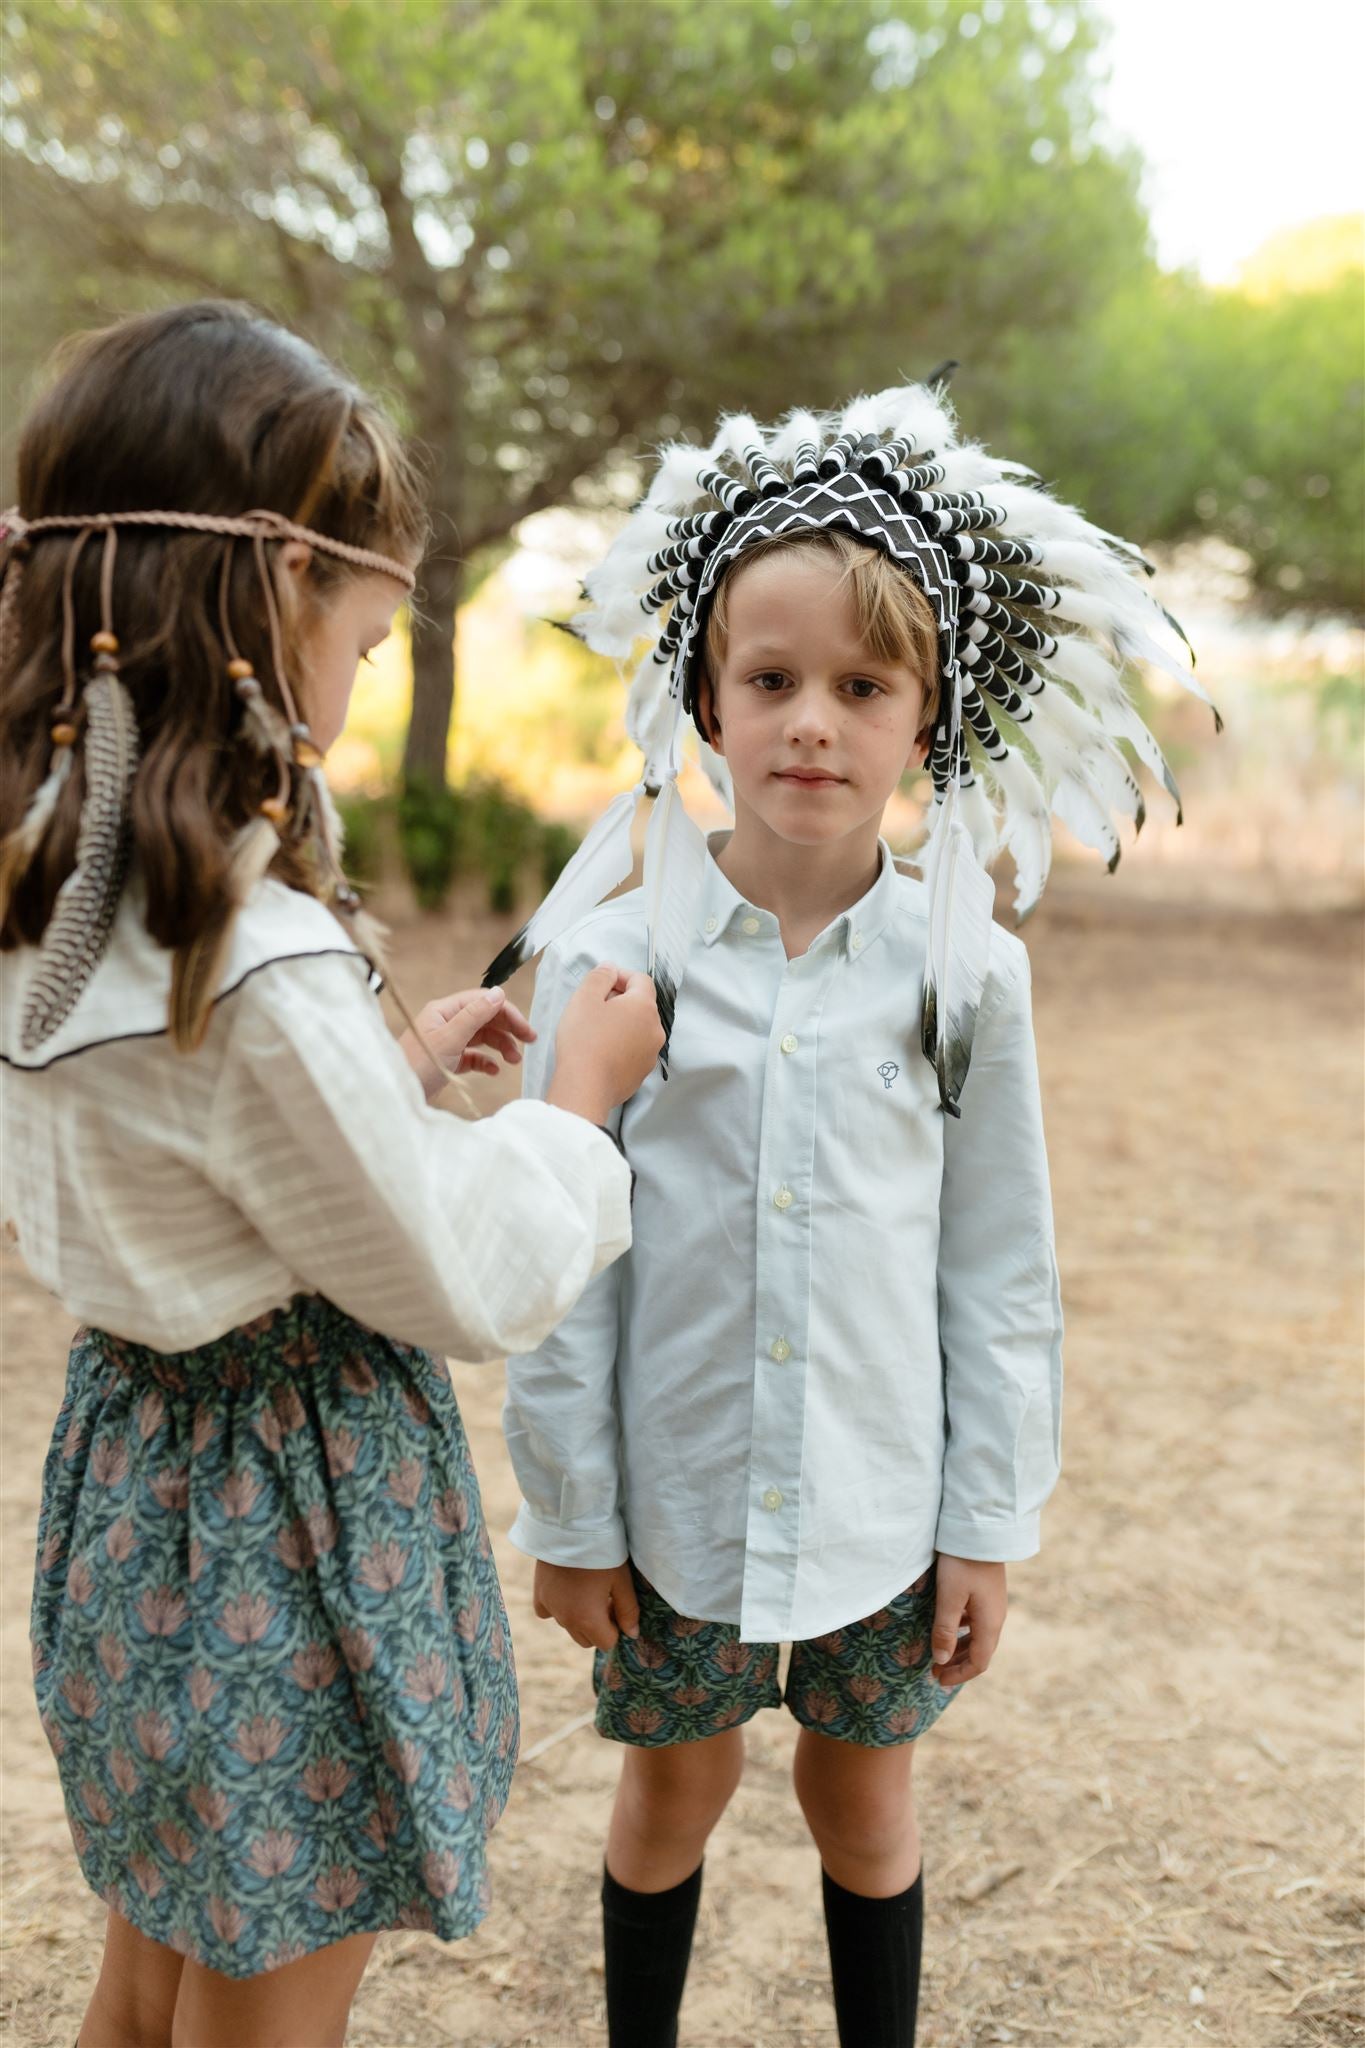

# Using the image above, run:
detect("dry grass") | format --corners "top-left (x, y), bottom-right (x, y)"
top-left (2, 872), bottom-right (1361, 2046)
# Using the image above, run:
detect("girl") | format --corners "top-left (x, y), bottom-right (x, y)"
top-left (0, 300), bottom-right (661, 2048)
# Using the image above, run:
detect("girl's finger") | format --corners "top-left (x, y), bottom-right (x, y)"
top-left (426, 989), bottom-right (478, 1025)
top-left (433, 988), bottom-right (506, 1061)
top-left (498, 1000), bottom-right (536, 1042)
top-left (473, 1027), bottom-right (524, 1063)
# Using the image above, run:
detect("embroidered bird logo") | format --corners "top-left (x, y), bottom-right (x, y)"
top-left (878, 1060), bottom-right (900, 1090)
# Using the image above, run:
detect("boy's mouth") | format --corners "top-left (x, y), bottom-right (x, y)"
top-left (773, 768), bottom-right (845, 787)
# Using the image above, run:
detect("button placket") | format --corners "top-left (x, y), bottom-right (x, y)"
top-left (741, 946), bottom-right (839, 1637)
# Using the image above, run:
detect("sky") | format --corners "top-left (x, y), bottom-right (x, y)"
top-left (1094, 0), bottom-right (1363, 280)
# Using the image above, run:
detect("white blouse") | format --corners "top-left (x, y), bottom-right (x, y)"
top-left (504, 840), bottom-right (1063, 1642)
top-left (1, 877), bottom-right (631, 1360)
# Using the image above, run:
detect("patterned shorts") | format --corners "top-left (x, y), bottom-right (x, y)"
top-left (593, 1564), bottom-right (956, 1749)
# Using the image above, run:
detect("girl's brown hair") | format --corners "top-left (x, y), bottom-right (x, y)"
top-left (0, 300), bottom-right (428, 955)
top-left (698, 526), bottom-right (942, 738)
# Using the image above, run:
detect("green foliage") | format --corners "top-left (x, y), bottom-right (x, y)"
top-left (1, 0), bottom-right (1151, 779)
top-left (396, 779), bottom-right (462, 911)
top-left (982, 263), bottom-right (1364, 619)
top-left (334, 792), bottom-right (387, 886)
top-left (540, 819), bottom-right (581, 892)
top-left (459, 776), bottom-right (540, 915)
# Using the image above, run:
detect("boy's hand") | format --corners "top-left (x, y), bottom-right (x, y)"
top-left (532, 1559), bottom-right (641, 1652)
top-left (930, 1555), bottom-right (1007, 1689)
top-left (400, 986), bottom-right (536, 1101)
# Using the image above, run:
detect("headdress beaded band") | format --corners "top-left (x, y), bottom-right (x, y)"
top-left (0, 504), bottom-right (440, 1069)
top-left (481, 377), bottom-right (1217, 1114)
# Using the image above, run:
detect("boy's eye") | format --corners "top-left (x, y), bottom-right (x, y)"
top-left (845, 678), bottom-right (883, 700)
top-left (751, 671), bottom-right (790, 693)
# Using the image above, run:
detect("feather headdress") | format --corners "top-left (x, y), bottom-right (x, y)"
top-left (483, 377), bottom-right (1214, 1111)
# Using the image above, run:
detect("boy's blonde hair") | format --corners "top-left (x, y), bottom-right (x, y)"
top-left (700, 527), bottom-right (942, 737)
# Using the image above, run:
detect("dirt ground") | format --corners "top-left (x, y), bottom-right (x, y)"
top-left (2, 870), bottom-right (1361, 2047)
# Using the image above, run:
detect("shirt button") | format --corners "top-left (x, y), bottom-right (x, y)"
top-left (704, 916), bottom-right (718, 934)
top-left (773, 1186), bottom-right (793, 1211)
top-left (741, 915), bottom-right (761, 936)
top-left (850, 930), bottom-right (864, 952)
top-left (769, 1336), bottom-right (792, 1362)
top-left (779, 1033), bottom-right (799, 1055)
top-left (761, 1487), bottom-right (784, 1512)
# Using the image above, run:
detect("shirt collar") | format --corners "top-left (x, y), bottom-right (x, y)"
top-left (697, 833), bottom-right (901, 961)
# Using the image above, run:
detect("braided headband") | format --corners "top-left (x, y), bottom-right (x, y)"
top-left (0, 506), bottom-right (417, 591)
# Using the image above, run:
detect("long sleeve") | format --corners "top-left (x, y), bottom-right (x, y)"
top-left (934, 943), bottom-right (1063, 1561)
top-left (503, 940), bottom-right (630, 1568)
top-left (205, 953), bottom-right (632, 1363)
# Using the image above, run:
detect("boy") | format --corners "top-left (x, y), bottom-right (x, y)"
top-left (491, 382), bottom-right (1202, 2046)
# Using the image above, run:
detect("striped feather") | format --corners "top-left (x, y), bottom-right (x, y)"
top-left (20, 674), bottom-right (139, 1052)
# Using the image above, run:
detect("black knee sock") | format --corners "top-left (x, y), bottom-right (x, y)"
top-left (822, 1865), bottom-right (924, 2048)
top-left (601, 1861), bottom-right (704, 2048)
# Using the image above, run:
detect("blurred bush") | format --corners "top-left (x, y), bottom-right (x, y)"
top-left (381, 777), bottom-right (579, 915)
top-left (540, 820), bottom-right (582, 893)
top-left (396, 781), bottom-right (463, 912)
top-left (334, 793), bottom-right (388, 887)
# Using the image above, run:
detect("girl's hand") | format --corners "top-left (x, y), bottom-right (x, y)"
top-left (532, 1558), bottom-right (641, 1652)
top-left (547, 964), bottom-right (664, 1125)
top-left (930, 1555), bottom-right (1007, 1689)
top-left (400, 986), bottom-right (536, 1103)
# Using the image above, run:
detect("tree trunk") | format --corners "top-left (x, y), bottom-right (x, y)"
top-left (403, 542), bottom-right (462, 790)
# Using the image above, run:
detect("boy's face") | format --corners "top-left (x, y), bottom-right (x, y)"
top-left (698, 549), bottom-right (931, 851)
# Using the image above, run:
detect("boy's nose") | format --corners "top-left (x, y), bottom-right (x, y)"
top-left (786, 696), bottom-right (835, 745)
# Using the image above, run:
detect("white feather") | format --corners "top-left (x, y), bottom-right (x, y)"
top-left (625, 649), bottom-right (678, 775)
top-left (643, 773), bottom-right (709, 1060)
top-left (578, 585), bottom-right (654, 658)
top-left (483, 784), bottom-right (642, 984)
top-left (836, 394), bottom-right (882, 440)
top-left (936, 445), bottom-right (1007, 491)
top-left (983, 746), bottom-right (1053, 916)
top-left (768, 409), bottom-right (823, 465)
top-left (885, 384), bottom-right (958, 452)
top-left (1041, 637), bottom-right (1182, 813)
top-left (920, 783), bottom-right (996, 1114)
top-left (646, 443), bottom-right (714, 512)
top-left (714, 413), bottom-right (766, 464)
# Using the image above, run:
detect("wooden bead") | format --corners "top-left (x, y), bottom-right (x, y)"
top-left (292, 737), bottom-right (324, 770)
top-left (50, 723), bottom-right (78, 747)
top-left (227, 658), bottom-right (254, 680)
top-left (90, 630), bottom-right (119, 655)
top-left (259, 796), bottom-right (289, 824)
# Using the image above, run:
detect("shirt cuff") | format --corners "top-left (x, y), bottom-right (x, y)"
top-left (934, 1509), bottom-right (1041, 1563)
top-left (508, 1502), bottom-right (629, 1570)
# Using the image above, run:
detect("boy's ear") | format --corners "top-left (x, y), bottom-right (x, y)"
top-left (696, 672), bottom-right (723, 755)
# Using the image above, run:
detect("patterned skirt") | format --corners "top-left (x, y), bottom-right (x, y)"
top-left (31, 1295), bottom-right (518, 1979)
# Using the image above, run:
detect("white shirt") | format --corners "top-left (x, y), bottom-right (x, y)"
top-left (504, 839), bottom-right (1063, 1642)
top-left (1, 876), bottom-right (631, 1360)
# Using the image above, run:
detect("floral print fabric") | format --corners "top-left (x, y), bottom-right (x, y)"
top-left (31, 1297), bottom-right (518, 1979)
top-left (594, 1566), bottom-right (955, 1749)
